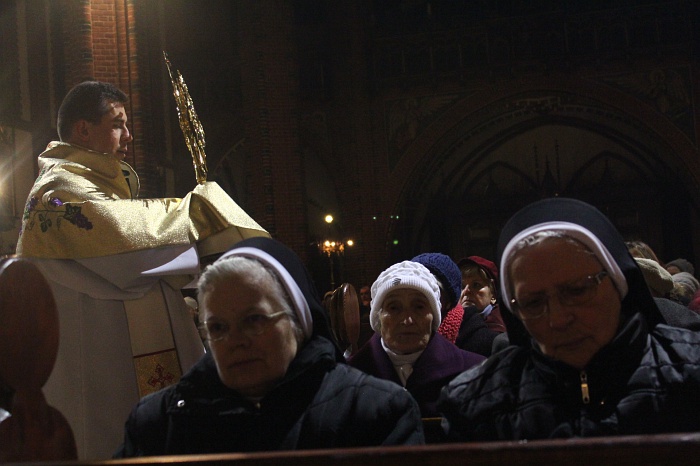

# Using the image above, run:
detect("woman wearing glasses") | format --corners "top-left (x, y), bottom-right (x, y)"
top-left (439, 197), bottom-right (700, 441)
top-left (115, 237), bottom-right (424, 456)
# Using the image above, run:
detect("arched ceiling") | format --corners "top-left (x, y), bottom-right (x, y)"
top-left (385, 84), bottom-right (700, 262)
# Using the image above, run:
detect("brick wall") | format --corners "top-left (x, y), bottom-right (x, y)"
top-left (58, 0), bottom-right (159, 196)
top-left (237, 0), bottom-right (308, 259)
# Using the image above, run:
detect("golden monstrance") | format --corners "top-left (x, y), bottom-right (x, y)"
top-left (164, 52), bottom-right (208, 184)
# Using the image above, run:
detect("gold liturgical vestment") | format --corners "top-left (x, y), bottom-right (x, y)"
top-left (16, 142), bottom-right (269, 459)
top-left (17, 142), bottom-right (268, 259)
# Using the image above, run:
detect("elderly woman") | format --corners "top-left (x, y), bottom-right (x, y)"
top-left (348, 261), bottom-right (484, 420)
top-left (115, 237), bottom-right (424, 456)
top-left (411, 253), bottom-right (497, 357)
top-left (439, 198), bottom-right (700, 441)
top-left (458, 256), bottom-right (506, 333)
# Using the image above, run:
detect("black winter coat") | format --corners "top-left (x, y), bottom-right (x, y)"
top-left (439, 313), bottom-right (700, 440)
top-left (454, 305), bottom-right (498, 356)
top-left (115, 336), bottom-right (424, 456)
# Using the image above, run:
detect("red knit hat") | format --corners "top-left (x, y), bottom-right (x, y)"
top-left (458, 256), bottom-right (499, 287)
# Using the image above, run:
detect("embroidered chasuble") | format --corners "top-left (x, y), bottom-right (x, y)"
top-left (16, 142), bottom-right (269, 459)
top-left (17, 142), bottom-right (268, 259)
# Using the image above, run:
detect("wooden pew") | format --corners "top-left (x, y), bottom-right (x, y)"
top-left (329, 283), bottom-right (361, 355)
top-left (23, 432), bottom-right (700, 466)
top-left (0, 257), bottom-right (77, 461)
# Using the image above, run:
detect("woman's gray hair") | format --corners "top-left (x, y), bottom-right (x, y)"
top-left (197, 256), bottom-right (305, 343)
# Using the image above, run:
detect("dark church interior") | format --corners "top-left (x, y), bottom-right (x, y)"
top-left (1, 0), bottom-right (700, 463)
top-left (0, 0), bottom-right (697, 292)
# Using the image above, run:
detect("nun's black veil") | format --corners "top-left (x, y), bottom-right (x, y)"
top-left (226, 236), bottom-right (343, 359)
top-left (496, 197), bottom-right (662, 347)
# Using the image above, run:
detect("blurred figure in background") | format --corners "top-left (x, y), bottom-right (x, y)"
top-left (458, 256), bottom-right (507, 333)
top-left (356, 285), bottom-right (374, 348)
top-left (625, 240), bottom-right (661, 263)
top-left (359, 285), bottom-right (372, 318)
top-left (670, 272), bottom-right (699, 306)
top-left (665, 258), bottom-right (695, 276)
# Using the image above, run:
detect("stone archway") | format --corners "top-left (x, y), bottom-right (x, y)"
top-left (385, 76), bottom-right (700, 266)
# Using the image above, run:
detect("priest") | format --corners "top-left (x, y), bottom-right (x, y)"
top-left (16, 80), bottom-right (268, 459)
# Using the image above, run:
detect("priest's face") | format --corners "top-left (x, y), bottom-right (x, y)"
top-left (79, 102), bottom-right (133, 160)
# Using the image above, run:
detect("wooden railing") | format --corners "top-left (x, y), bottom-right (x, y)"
top-left (22, 432), bottom-right (700, 466)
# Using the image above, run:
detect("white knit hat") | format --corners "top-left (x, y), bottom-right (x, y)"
top-left (370, 260), bottom-right (442, 332)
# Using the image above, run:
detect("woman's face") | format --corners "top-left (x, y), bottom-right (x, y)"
top-left (508, 237), bottom-right (621, 370)
top-left (460, 269), bottom-right (494, 311)
top-left (379, 288), bottom-right (433, 354)
top-left (200, 271), bottom-right (300, 398)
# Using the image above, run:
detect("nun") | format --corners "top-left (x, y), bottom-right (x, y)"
top-left (439, 198), bottom-right (700, 441)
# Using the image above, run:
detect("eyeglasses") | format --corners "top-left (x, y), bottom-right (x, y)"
top-left (198, 311), bottom-right (288, 341)
top-left (510, 270), bottom-right (608, 321)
